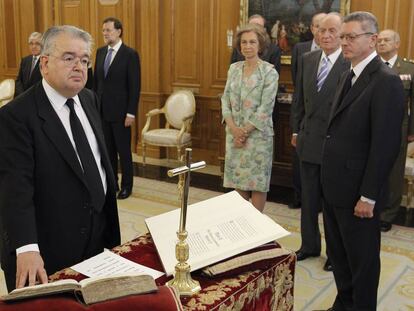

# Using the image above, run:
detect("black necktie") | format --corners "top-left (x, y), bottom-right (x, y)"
top-left (339, 69), bottom-right (355, 103)
top-left (385, 61), bottom-right (391, 68)
top-left (66, 98), bottom-right (105, 211)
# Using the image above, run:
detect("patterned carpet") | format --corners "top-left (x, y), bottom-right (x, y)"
top-left (1, 176), bottom-right (414, 310)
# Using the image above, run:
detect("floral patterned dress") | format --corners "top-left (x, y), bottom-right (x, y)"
top-left (221, 60), bottom-right (279, 192)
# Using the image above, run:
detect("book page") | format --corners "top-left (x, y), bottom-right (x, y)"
top-left (71, 250), bottom-right (164, 279)
top-left (146, 191), bottom-right (290, 276)
top-left (2, 279), bottom-right (80, 301)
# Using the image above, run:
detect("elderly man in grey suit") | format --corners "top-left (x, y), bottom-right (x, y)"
top-left (291, 13), bottom-right (349, 272)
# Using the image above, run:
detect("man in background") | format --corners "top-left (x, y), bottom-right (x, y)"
top-left (0, 25), bottom-right (120, 291)
top-left (321, 12), bottom-right (404, 310)
top-left (14, 32), bottom-right (43, 97)
top-left (291, 13), bottom-right (348, 272)
top-left (94, 17), bottom-right (141, 200)
top-left (377, 29), bottom-right (414, 232)
top-left (289, 12), bottom-right (327, 210)
top-left (230, 14), bottom-right (281, 75)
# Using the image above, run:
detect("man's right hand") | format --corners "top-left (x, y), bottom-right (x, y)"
top-left (291, 135), bottom-right (297, 147)
top-left (16, 252), bottom-right (48, 288)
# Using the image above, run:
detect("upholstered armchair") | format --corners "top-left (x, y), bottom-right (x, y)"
top-left (141, 90), bottom-right (196, 165)
top-left (0, 79), bottom-right (15, 107)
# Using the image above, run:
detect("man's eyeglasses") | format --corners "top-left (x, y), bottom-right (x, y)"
top-left (339, 32), bottom-right (374, 42)
top-left (47, 54), bottom-right (91, 68)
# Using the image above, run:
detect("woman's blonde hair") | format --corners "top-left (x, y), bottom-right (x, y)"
top-left (234, 23), bottom-right (269, 55)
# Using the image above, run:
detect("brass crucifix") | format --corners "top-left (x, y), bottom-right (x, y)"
top-left (166, 148), bottom-right (205, 296)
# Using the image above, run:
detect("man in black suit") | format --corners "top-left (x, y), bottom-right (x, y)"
top-left (290, 12), bottom-right (327, 209)
top-left (321, 12), bottom-right (404, 310)
top-left (14, 32), bottom-right (43, 97)
top-left (0, 25), bottom-right (120, 292)
top-left (230, 14), bottom-right (281, 74)
top-left (291, 13), bottom-right (348, 272)
top-left (94, 17), bottom-right (140, 200)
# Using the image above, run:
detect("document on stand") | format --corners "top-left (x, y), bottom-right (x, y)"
top-left (71, 250), bottom-right (164, 279)
top-left (146, 191), bottom-right (290, 276)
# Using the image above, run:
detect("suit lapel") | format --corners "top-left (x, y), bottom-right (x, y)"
top-left (78, 91), bottom-right (115, 191)
top-left (330, 56), bottom-right (381, 122)
top-left (24, 57), bottom-right (32, 85)
top-left (306, 51), bottom-right (322, 115)
top-left (105, 43), bottom-right (124, 79)
top-left (36, 84), bottom-right (87, 186)
top-left (241, 61), bottom-right (263, 100)
top-left (393, 57), bottom-right (402, 74)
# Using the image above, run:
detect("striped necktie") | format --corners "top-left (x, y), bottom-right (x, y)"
top-left (317, 56), bottom-right (329, 92)
top-left (103, 48), bottom-right (114, 77)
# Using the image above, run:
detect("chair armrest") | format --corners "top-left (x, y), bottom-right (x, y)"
top-left (146, 108), bottom-right (163, 117)
top-left (142, 109), bottom-right (165, 138)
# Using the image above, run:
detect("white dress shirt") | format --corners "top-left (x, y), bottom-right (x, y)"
top-left (380, 54), bottom-right (397, 68)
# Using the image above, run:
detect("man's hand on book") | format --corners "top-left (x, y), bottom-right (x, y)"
top-left (16, 251), bottom-right (48, 288)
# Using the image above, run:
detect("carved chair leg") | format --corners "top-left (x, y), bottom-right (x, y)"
top-left (408, 177), bottom-right (413, 208)
top-left (177, 146), bottom-right (182, 163)
top-left (142, 142), bottom-right (146, 167)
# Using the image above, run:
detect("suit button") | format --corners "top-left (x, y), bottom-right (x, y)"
top-left (80, 228), bottom-right (87, 234)
top-left (326, 135), bottom-right (331, 139)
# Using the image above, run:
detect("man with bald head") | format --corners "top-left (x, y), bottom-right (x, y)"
top-left (377, 29), bottom-right (414, 232)
top-left (291, 13), bottom-right (348, 272)
top-left (321, 12), bottom-right (404, 310)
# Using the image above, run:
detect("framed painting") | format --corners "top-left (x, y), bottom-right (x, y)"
top-left (240, 0), bottom-right (351, 64)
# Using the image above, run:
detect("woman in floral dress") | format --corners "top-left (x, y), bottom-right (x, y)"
top-left (222, 23), bottom-right (279, 212)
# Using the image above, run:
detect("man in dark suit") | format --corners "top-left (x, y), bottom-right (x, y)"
top-left (0, 25), bottom-right (120, 292)
top-left (94, 17), bottom-right (140, 200)
top-left (321, 12), bottom-right (404, 310)
top-left (291, 12), bottom-right (327, 89)
top-left (230, 14), bottom-right (281, 74)
top-left (14, 32), bottom-right (43, 98)
top-left (290, 12), bottom-right (327, 209)
top-left (377, 29), bottom-right (414, 232)
top-left (291, 13), bottom-right (348, 272)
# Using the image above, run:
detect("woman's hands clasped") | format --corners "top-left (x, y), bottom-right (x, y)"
top-left (230, 126), bottom-right (249, 148)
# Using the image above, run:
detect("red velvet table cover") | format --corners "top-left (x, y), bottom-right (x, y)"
top-left (1, 233), bottom-right (296, 311)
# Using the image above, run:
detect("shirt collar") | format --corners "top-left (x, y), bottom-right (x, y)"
top-left (311, 39), bottom-right (320, 51)
top-left (351, 51), bottom-right (377, 80)
top-left (42, 78), bottom-right (81, 111)
top-left (108, 39), bottom-right (122, 53)
top-left (380, 54), bottom-right (398, 68)
top-left (321, 47), bottom-right (342, 64)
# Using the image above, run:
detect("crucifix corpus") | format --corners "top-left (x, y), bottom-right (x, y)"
top-left (166, 148), bottom-right (206, 296)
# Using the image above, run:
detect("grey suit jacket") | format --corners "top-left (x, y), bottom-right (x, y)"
top-left (291, 49), bottom-right (349, 164)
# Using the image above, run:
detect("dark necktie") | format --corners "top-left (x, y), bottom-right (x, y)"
top-left (339, 69), bottom-right (355, 103)
top-left (385, 61), bottom-right (391, 68)
top-left (66, 98), bottom-right (105, 211)
top-left (103, 48), bottom-right (114, 77)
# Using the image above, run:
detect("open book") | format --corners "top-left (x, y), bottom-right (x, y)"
top-left (146, 191), bottom-right (290, 276)
top-left (1, 274), bottom-right (157, 305)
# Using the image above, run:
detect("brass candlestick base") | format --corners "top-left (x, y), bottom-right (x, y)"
top-left (167, 230), bottom-right (201, 296)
